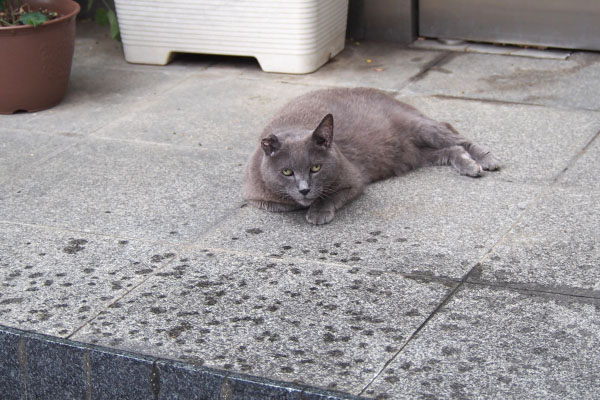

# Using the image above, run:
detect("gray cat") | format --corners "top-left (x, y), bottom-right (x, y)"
top-left (243, 88), bottom-right (500, 225)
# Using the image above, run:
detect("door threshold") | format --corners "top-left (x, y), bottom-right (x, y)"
top-left (411, 38), bottom-right (572, 60)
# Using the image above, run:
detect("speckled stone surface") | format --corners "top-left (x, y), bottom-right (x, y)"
top-left (0, 131), bottom-right (77, 186)
top-left (202, 175), bottom-right (539, 280)
top-left (365, 285), bottom-right (600, 399)
top-left (71, 250), bottom-right (454, 393)
top-left (0, 223), bottom-right (176, 337)
top-left (471, 187), bottom-right (600, 295)
top-left (559, 133), bottom-right (600, 188)
top-left (0, 138), bottom-right (244, 243)
top-left (1, 19), bottom-right (600, 399)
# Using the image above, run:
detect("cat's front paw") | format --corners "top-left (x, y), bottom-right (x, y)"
top-left (306, 205), bottom-right (335, 225)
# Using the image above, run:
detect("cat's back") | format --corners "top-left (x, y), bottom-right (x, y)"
top-left (262, 88), bottom-right (422, 180)
top-left (264, 88), bottom-right (420, 137)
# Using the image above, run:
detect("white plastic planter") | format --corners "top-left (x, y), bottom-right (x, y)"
top-left (114, 0), bottom-right (348, 74)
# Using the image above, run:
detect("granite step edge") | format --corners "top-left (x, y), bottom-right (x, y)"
top-left (0, 324), bottom-right (368, 400)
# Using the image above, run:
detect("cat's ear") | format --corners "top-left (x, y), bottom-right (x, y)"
top-left (312, 114), bottom-right (334, 148)
top-left (261, 134), bottom-right (281, 156)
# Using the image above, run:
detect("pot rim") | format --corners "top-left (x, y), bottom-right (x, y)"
top-left (0, 0), bottom-right (80, 31)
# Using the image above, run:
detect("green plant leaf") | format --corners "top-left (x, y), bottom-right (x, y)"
top-left (20, 12), bottom-right (48, 27)
top-left (94, 7), bottom-right (108, 26)
top-left (87, 0), bottom-right (96, 13)
top-left (107, 9), bottom-right (120, 41)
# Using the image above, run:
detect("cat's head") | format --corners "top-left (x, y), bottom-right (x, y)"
top-left (260, 114), bottom-right (337, 207)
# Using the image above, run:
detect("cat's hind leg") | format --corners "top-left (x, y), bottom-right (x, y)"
top-left (439, 122), bottom-right (500, 171)
top-left (416, 121), bottom-right (500, 173)
top-left (462, 141), bottom-right (501, 171)
top-left (422, 146), bottom-right (483, 177)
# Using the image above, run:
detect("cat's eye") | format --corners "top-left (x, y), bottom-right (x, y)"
top-left (310, 164), bottom-right (321, 173)
top-left (282, 168), bottom-right (293, 176)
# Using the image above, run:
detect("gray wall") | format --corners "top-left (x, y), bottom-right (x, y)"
top-left (347, 0), bottom-right (417, 43)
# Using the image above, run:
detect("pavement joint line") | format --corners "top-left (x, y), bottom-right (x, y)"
top-left (402, 51), bottom-right (456, 87)
top-left (357, 127), bottom-right (600, 389)
top-left (552, 127), bottom-right (600, 181)
top-left (0, 220), bottom-right (184, 248)
top-left (464, 280), bottom-right (600, 302)
top-left (358, 200), bottom-right (540, 395)
top-left (0, 197), bottom-right (246, 249)
top-left (83, 131), bottom-right (251, 159)
top-left (84, 351), bottom-right (92, 400)
top-left (0, 137), bottom-right (81, 188)
top-left (17, 337), bottom-right (28, 399)
top-left (359, 179), bottom-right (552, 395)
top-left (66, 251), bottom-right (180, 340)
top-left (70, 58), bottom-right (207, 75)
top-left (15, 200), bottom-right (592, 304)
top-left (85, 70), bottom-right (215, 140)
top-left (358, 279), bottom-right (462, 396)
top-left (430, 93), bottom-right (600, 113)
top-left (357, 274), bottom-right (599, 397)
top-left (24, 203), bottom-right (248, 340)
top-left (465, 121), bottom-right (597, 270)
top-left (219, 72), bottom-right (408, 95)
top-left (178, 243), bottom-right (460, 286)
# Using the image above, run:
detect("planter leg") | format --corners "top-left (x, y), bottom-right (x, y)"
top-left (255, 34), bottom-right (345, 74)
top-left (122, 45), bottom-right (174, 65)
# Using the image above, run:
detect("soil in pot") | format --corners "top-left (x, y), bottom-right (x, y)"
top-left (0, 2), bottom-right (61, 27)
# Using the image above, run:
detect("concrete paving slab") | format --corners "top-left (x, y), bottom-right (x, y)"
top-left (202, 172), bottom-right (539, 280)
top-left (73, 20), bottom-right (131, 70)
top-left (471, 186), bottom-right (600, 295)
top-left (0, 131), bottom-right (79, 187)
top-left (13, 65), bottom-right (191, 136)
top-left (0, 137), bottom-right (244, 242)
top-left (559, 134), bottom-right (600, 188)
top-left (404, 51), bottom-right (600, 111)
top-left (93, 74), bottom-right (315, 152)
top-left (71, 250), bottom-right (455, 395)
top-left (206, 41), bottom-right (444, 91)
top-left (0, 111), bottom-right (38, 131)
top-left (365, 284), bottom-right (600, 399)
top-left (0, 223), bottom-right (176, 337)
top-left (400, 96), bottom-right (600, 184)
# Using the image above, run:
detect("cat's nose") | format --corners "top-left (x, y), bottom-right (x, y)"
top-left (299, 188), bottom-right (310, 196)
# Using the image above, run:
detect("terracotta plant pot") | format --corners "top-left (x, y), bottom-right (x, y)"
top-left (0, 0), bottom-right (80, 114)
